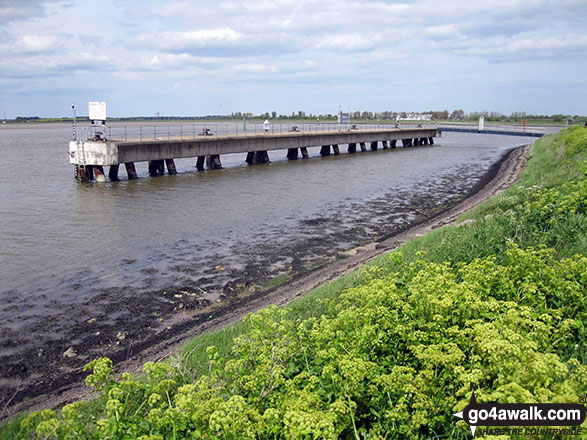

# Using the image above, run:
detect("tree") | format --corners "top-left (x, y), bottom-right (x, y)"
top-left (450, 109), bottom-right (465, 120)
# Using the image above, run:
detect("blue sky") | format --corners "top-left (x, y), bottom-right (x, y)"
top-left (1, 0), bottom-right (586, 118)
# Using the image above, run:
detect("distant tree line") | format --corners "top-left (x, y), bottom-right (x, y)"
top-left (5, 111), bottom-right (585, 124)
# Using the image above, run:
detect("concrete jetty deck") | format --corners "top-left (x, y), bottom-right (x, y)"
top-left (68, 126), bottom-right (440, 182)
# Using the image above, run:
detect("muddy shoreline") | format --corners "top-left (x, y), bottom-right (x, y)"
top-left (0, 144), bottom-right (529, 420)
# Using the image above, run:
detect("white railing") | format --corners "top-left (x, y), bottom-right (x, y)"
top-left (75, 121), bottom-right (438, 142)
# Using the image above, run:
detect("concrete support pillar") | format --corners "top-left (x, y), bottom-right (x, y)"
top-left (402, 139), bottom-right (412, 147)
top-left (208, 154), bottom-right (222, 169)
top-left (428, 137), bottom-right (434, 145)
top-left (370, 141), bottom-right (378, 151)
top-left (390, 140), bottom-right (397, 148)
top-left (300, 147), bottom-right (309, 159)
top-left (86, 165), bottom-right (95, 181)
top-left (256, 151), bottom-right (270, 163)
top-left (196, 156), bottom-right (205, 170)
top-left (124, 162), bottom-right (137, 179)
top-left (108, 164), bottom-right (119, 181)
top-left (360, 142), bottom-right (367, 152)
top-left (382, 141), bottom-right (389, 149)
top-left (320, 145), bottom-right (331, 156)
top-left (287, 148), bottom-right (299, 160)
top-left (414, 138), bottom-right (421, 146)
top-left (348, 143), bottom-right (357, 153)
top-left (332, 144), bottom-right (340, 155)
top-left (75, 165), bottom-right (91, 182)
top-left (94, 165), bottom-right (106, 182)
top-left (423, 137), bottom-right (429, 145)
top-left (165, 159), bottom-right (177, 175)
top-left (149, 160), bottom-right (162, 176)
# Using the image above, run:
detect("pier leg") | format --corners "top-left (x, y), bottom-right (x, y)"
top-left (414, 138), bottom-right (421, 146)
top-left (348, 143), bottom-right (357, 153)
top-left (148, 161), bottom-right (159, 176)
top-left (320, 145), bottom-right (331, 156)
top-left (428, 137), bottom-right (434, 145)
top-left (94, 166), bottom-right (106, 182)
top-left (75, 165), bottom-right (90, 182)
top-left (300, 147), bottom-right (309, 159)
top-left (360, 142), bottom-right (367, 152)
top-left (209, 154), bottom-right (222, 169)
top-left (165, 159), bottom-right (177, 175)
top-left (254, 151), bottom-right (270, 164)
top-left (390, 140), bottom-right (397, 149)
top-left (371, 141), bottom-right (378, 151)
top-left (124, 162), bottom-right (137, 179)
top-left (156, 160), bottom-right (165, 175)
top-left (382, 141), bottom-right (389, 149)
top-left (108, 164), bottom-right (120, 181)
top-left (246, 152), bottom-right (255, 164)
top-left (287, 148), bottom-right (299, 160)
top-left (85, 165), bottom-right (95, 180)
top-left (196, 156), bottom-right (205, 170)
top-left (332, 144), bottom-right (340, 155)
top-left (402, 139), bottom-right (411, 147)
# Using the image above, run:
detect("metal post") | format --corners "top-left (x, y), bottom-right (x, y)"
top-left (72, 104), bottom-right (77, 140)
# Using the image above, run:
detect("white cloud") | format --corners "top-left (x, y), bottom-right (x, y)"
top-left (12, 34), bottom-right (64, 53)
top-left (137, 28), bottom-right (243, 52)
top-left (314, 34), bottom-right (381, 51)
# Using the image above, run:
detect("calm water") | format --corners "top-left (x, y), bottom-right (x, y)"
top-left (0, 122), bottom-right (531, 354)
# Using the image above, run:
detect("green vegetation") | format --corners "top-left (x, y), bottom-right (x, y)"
top-left (2, 128), bottom-right (586, 439)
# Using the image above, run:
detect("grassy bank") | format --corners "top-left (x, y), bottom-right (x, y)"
top-left (2, 128), bottom-right (586, 439)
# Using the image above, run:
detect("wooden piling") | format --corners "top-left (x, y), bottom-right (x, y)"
top-left (124, 162), bottom-right (137, 179)
top-left (320, 145), bottom-right (331, 156)
top-left (370, 141), bottom-right (378, 151)
top-left (382, 141), bottom-right (389, 149)
top-left (360, 142), bottom-right (367, 152)
top-left (332, 144), bottom-right (340, 155)
top-left (428, 137), bottom-right (434, 145)
top-left (348, 143), bottom-right (357, 153)
top-left (402, 139), bottom-right (412, 147)
top-left (300, 147), bottom-right (309, 159)
top-left (390, 140), bottom-right (397, 148)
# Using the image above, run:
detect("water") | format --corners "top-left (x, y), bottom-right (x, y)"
top-left (0, 122), bottom-right (532, 398)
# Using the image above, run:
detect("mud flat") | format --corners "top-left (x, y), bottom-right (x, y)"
top-left (0, 144), bottom-right (528, 420)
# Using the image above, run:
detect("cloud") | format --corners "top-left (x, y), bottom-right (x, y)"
top-left (313, 34), bottom-right (382, 51)
top-left (0, 0), bottom-right (45, 24)
top-left (450, 34), bottom-right (587, 62)
top-left (137, 28), bottom-right (243, 52)
top-left (11, 34), bottom-right (64, 53)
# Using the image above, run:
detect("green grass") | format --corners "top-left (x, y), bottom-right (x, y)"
top-left (2, 128), bottom-right (585, 439)
top-left (177, 128), bottom-right (586, 381)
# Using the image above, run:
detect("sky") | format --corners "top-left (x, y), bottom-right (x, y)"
top-left (1, 0), bottom-right (586, 118)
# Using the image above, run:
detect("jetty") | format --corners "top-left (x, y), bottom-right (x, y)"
top-left (68, 124), bottom-right (440, 182)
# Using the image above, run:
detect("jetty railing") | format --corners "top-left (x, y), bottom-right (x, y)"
top-left (77, 122), bottom-right (438, 142)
